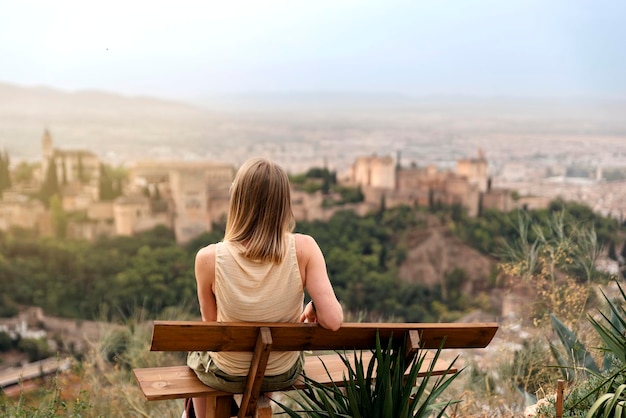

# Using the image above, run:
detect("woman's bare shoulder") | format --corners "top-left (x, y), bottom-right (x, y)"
top-left (196, 243), bottom-right (217, 260)
top-left (294, 233), bottom-right (317, 249)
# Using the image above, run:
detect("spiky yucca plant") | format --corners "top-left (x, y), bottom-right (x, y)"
top-left (546, 281), bottom-right (626, 417)
top-left (275, 333), bottom-right (461, 418)
top-left (583, 282), bottom-right (626, 417)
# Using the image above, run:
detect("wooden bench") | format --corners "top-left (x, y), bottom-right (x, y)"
top-left (133, 320), bottom-right (498, 418)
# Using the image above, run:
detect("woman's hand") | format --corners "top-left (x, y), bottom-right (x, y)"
top-left (299, 301), bottom-right (317, 323)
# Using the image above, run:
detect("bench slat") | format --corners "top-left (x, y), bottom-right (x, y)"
top-left (150, 321), bottom-right (498, 352)
top-left (133, 352), bottom-right (457, 401)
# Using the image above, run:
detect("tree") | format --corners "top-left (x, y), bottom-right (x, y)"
top-left (40, 157), bottom-right (60, 206)
top-left (61, 156), bottom-right (68, 185)
top-left (0, 331), bottom-right (11, 351)
top-left (77, 154), bottom-right (85, 183)
top-left (18, 338), bottom-right (51, 362)
top-left (608, 241), bottom-right (617, 261)
top-left (99, 163), bottom-right (125, 201)
top-left (0, 294), bottom-right (19, 317)
top-left (99, 164), bottom-right (115, 200)
top-left (428, 188), bottom-right (435, 211)
top-left (13, 161), bottom-right (36, 184)
top-left (378, 194), bottom-right (386, 219)
top-left (50, 195), bottom-right (68, 239)
top-left (0, 149), bottom-right (11, 195)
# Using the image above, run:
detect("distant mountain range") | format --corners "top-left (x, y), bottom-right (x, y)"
top-left (1, 81), bottom-right (625, 165)
top-left (0, 82), bottom-right (208, 119)
top-left (4, 81), bottom-right (625, 115)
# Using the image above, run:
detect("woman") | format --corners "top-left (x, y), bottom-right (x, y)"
top-left (187, 157), bottom-right (343, 417)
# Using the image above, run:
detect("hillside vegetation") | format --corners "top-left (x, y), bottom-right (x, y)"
top-left (0, 199), bottom-right (621, 324)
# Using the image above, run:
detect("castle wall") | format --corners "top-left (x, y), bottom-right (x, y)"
top-left (88, 201), bottom-right (114, 221)
top-left (514, 195), bottom-right (551, 211)
top-left (0, 196), bottom-right (45, 232)
top-left (482, 189), bottom-right (514, 212)
top-left (67, 221), bottom-right (115, 241)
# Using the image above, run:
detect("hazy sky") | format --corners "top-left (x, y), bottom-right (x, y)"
top-left (1, 0), bottom-right (625, 101)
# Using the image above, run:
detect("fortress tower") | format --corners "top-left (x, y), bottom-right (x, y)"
top-left (456, 149), bottom-right (488, 193)
top-left (42, 129), bottom-right (53, 160)
top-left (351, 155), bottom-right (395, 189)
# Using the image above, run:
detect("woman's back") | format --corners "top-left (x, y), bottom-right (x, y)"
top-left (210, 234), bottom-right (303, 375)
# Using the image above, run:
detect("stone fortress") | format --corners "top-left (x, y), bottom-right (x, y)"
top-left (347, 150), bottom-right (547, 219)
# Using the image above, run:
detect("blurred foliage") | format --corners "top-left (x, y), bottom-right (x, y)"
top-left (0, 196), bottom-right (621, 325)
top-left (0, 309), bottom-right (187, 417)
top-left (98, 163), bottom-right (125, 201)
top-left (494, 204), bottom-right (617, 325)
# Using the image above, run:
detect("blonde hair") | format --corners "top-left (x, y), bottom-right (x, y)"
top-left (224, 157), bottom-right (295, 263)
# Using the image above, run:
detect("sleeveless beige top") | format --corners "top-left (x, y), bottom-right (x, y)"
top-left (210, 233), bottom-right (304, 376)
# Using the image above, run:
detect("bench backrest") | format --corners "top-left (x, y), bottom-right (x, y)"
top-left (150, 320), bottom-right (498, 352)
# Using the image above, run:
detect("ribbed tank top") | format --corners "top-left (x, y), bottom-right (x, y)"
top-left (210, 233), bottom-right (304, 375)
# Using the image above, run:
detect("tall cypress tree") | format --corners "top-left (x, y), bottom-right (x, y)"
top-left (98, 164), bottom-right (112, 200)
top-left (608, 241), bottom-right (618, 261)
top-left (78, 154), bottom-right (88, 183)
top-left (98, 163), bottom-right (123, 201)
top-left (50, 194), bottom-right (67, 239)
top-left (61, 156), bottom-right (68, 185)
top-left (0, 149), bottom-right (11, 195)
top-left (40, 157), bottom-right (60, 206)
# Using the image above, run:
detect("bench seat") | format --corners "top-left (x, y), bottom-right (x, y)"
top-left (133, 351), bottom-right (457, 401)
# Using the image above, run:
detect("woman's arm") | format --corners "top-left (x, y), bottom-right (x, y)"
top-left (195, 244), bottom-right (217, 322)
top-left (296, 234), bottom-right (343, 331)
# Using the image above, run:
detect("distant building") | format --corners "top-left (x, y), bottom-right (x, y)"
top-left (129, 160), bottom-right (234, 244)
top-left (349, 151), bottom-right (490, 218)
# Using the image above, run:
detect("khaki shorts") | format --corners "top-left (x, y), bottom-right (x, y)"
top-left (186, 351), bottom-right (303, 393)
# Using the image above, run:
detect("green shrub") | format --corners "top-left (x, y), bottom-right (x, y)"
top-left (0, 294), bottom-right (19, 317)
top-left (0, 331), bottom-right (11, 351)
top-left (17, 338), bottom-right (50, 362)
top-left (276, 333), bottom-right (460, 417)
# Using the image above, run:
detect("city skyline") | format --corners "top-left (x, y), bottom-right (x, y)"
top-left (1, 0), bottom-right (625, 102)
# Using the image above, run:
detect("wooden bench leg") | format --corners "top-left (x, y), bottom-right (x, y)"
top-left (254, 396), bottom-right (272, 418)
top-left (555, 379), bottom-right (564, 418)
top-left (206, 394), bottom-right (234, 418)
